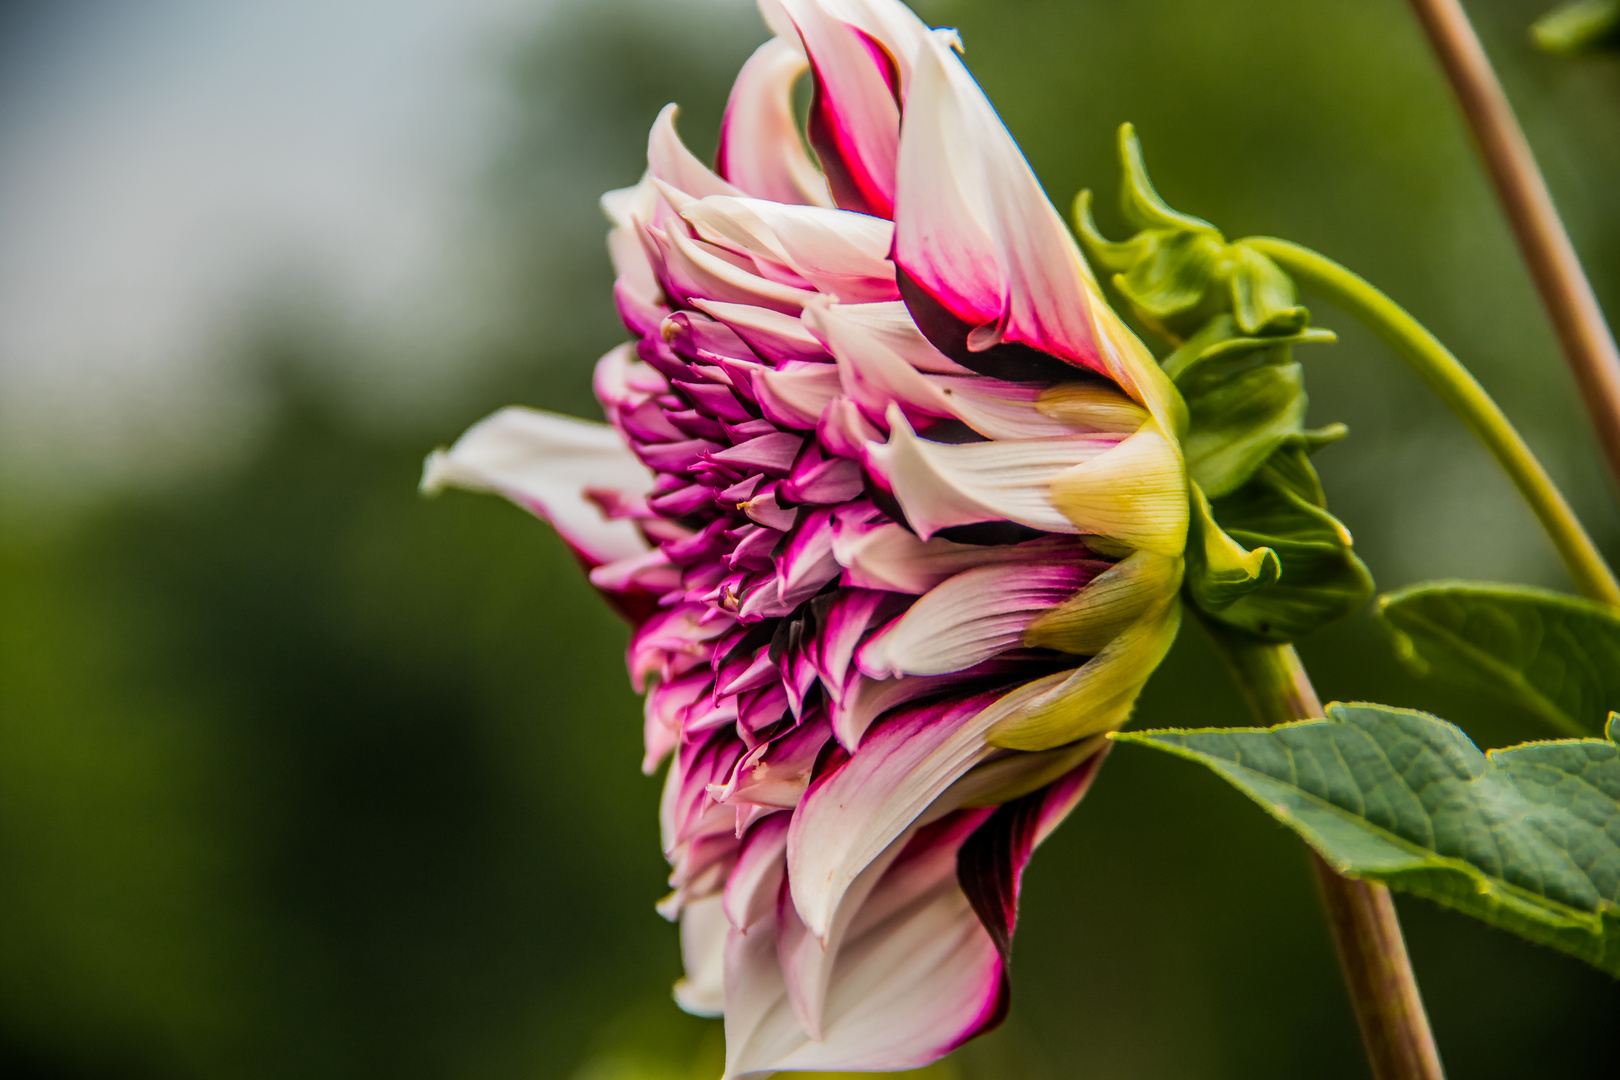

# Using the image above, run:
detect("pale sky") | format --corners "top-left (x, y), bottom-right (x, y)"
top-left (0, 0), bottom-right (544, 502)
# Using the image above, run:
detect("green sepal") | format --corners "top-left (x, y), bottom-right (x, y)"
top-left (1116, 703), bottom-right (1620, 977)
top-left (1532, 0), bottom-right (1620, 53)
top-left (1115, 121), bottom-right (1214, 234)
top-left (1229, 244), bottom-right (1310, 335)
top-left (1377, 581), bottom-right (1620, 737)
top-left (1169, 315), bottom-right (1335, 498)
top-left (1185, 482), bottom-right (1280, 611)
top-left (1076, 125), bottom-right (1316, 343)
top-left (1199, 443), bottom-right (1374, 641)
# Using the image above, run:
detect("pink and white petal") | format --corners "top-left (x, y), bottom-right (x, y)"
top-left (781, 0), bottom-right (901, 218)
top-left (865, 405), bottom-right (1120, 538)
top-left (724, 812), bottom-right (1005, 1078)
top-left (832, 520), bottom-right (1095, 595)
top-left (894, 32), bottom-right (1102, 371)
top-left (421, 401), bottom-right (653, 566)
top-left (714, 714), bottom-right (831, 812)
top-left (926, 376), bottom-right (1101, 440)
top-left (888, 43), bottom-right (1003, 335)
top-left (787, 669), bottom-right (1069, 940)
top-left (681, 197), bottom-right (894, 286)
top-left (724, 814), bottom-right (791, 932)
top-left (674, 894), bottom-right (730, 1017)
top-left (719, 36), bottom-right (834, 207)
top-left (692, 298), bottom-right (831, 365)
top-left (856, 562), bottom-right (1093, 678)
top-left (956, 749), bottom-right (1110, 960)
top-left (652, 224), bottom-right (818, 315)
top-left (752, 364), bottom-right (839, 429)
top-left (648, 104), bottom-right (745, 200)
top-left (804, 299), bottom-right (958, 425)
top-left (603, 176), bottom-right (665, 326)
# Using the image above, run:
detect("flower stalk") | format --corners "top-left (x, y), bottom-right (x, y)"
top-left (1248, 236), bottom-right (1620, 608)
top-left (1207, 627), bottom-right (1446, 1080)
top-left (1406, 0), bottom-right (1620, 491)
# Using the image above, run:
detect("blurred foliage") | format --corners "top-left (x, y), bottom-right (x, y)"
top-left (4, 0), bottom-right (1620, 1078)
top-left (1533, 0), bottom-right (1620, 52)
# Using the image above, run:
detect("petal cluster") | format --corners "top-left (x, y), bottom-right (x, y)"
top-left (424, 1), bottom-right (1188, 1075)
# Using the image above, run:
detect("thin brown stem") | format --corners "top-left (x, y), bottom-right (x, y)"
top-left (1407, 0), bottom-right (1620, 488)
top-left (1208, 630), bottom-right (1446, 1080)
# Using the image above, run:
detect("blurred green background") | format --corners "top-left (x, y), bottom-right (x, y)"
top-left (2, 0), bottom-right (1619, 1076)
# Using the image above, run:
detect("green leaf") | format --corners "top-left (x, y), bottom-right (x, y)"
top-left (1185, 482), bottom-right (1280, 611)
top-left (1377, 581), bottom-right (1620, 737)
top-left (1199, 446), bottom-right (1374, 640)
top-left (1116, 703), bottom-right (1620, 976)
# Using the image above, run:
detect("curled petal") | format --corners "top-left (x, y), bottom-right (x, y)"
top-left (1023, 548), bottom-right (1182, 654)
top-left (752, 362), bottom-right (844, 429)
top-left (719, 36), bottom-right (834, 207)
top-left (649, 103), bottom-right (745, 199)
top-left (420, 398), bottom-right (652, 566)
top-left (809, 301), bottom-right (1095, 438)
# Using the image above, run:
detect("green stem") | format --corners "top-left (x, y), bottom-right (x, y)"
top-left (1208, 628), bottom-right (1446, 1080)
top-left (1247, 236), bottom-right (1620, 609)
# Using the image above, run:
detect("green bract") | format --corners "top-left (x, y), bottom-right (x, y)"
top-left (1379, 581), bottom-right (1620, 737)
top-left (1078, 125), bottom-right (1372, 642)
top-left (1118, 703), bottom-right (1620, 976)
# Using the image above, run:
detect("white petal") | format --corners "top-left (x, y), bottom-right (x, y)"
top-left (421, 397), bottom-right (652, 565)
top-left (674, 895), bottom-right (730, 1017)
top-left (691, 298), bottom-right (830, 364)
top-left (833, 521), bottom-right (1091, 594)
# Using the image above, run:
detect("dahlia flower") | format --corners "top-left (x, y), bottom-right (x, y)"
top-left (424, 0), bottom-right (1188, 1073)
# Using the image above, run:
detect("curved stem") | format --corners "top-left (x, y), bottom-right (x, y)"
top-left (1246, 236), bottom-right (1620, 608)
top-left (1404, 0), bottom-right (1620, 491)
top-left (1210, 631), bottom-right (1446, 1080)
